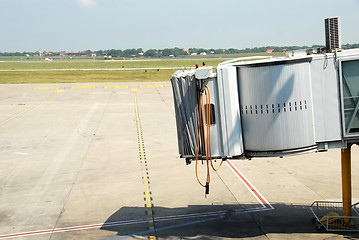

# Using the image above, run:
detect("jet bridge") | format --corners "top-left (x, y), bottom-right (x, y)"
top-left (171, 49), bottom-right (359, 161)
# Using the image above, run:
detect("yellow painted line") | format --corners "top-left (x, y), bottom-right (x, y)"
top-left (34, 87), bottom-right (59, 90)
top-left (140, 85), bottom-right (163, 88)
top-left (134, 91), bottom-right (156, 238)
top-left (131, 88), bottom-right (138, 91)
top-left (71, 86), bottom-right (95, 89)
top-left (57, 90), bottom-right (64, 92)
top-left (104, 86), bottom-right (128, 88)
top-left (0, 93), bottom-right (57, 127)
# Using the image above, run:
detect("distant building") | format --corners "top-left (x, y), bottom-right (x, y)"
top-left (266, 49), bottom-right (274, 53)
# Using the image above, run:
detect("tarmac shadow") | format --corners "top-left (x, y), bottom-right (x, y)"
top-left (100, 203), bottom-right (359, 239)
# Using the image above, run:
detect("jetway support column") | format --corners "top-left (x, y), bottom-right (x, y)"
top-left (341, 147), bottom-right (352, 219)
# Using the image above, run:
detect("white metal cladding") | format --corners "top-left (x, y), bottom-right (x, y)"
top-left (237, 60), bottom-right (316, 152)
top-left (310, 53), bottom-right (342, 143)
top-left (201, 77), bottom-right (223, 157)
top-left (171, 70), bottom-right (228, 159)
top-left (171, 70), bottom-right (198, 157)
top-left (216, 65), bottom-right (244, 157)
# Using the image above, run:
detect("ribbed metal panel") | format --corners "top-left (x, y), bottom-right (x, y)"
top-left (171, 70), bottom-right (224, 159)
top-left (237, 61), bottom-right (316, 152)
top-left (171, 70), bottom-right (199, 157)
top-left (325, 16), bottom-right (341, 50)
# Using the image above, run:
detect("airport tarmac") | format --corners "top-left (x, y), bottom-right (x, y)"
top-left (0, 82), bottom-right (359, 240)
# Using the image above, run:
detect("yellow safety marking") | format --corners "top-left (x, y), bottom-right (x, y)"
top-left (0, 93), bottom-right (57, 127)
top-left (131, 88), bottom-right (138, 91)
top-left (57, 90), bottom-right (64, 92)
top-left (104, 86), bottom-right (128, 88)
top-left (134, 91), bottom-right (156, 239)
top-left (150, 236), bottom-right (156, 240)
top-left (71, 86), bottom-right (95, 89)
top-left (34, 87), bottom-right (59, 90)
top-left (140, 85), bottom-right (163, 88)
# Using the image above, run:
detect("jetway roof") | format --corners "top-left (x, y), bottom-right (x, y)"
top-left (224, 48), bottom-right (359, 67)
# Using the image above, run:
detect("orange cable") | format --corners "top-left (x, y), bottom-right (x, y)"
top-left (204, 85), bottom-right (224, 172)
top-left (195, 93), bottom-right (206, 187)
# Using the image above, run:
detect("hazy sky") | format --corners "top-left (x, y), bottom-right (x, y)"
top-left (1, 0), bottom-right (358, 52)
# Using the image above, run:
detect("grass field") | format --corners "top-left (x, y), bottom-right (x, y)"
top-left (0, 53), bottom-right (284, 84)
top-left (0, 59), bottom-right (226, 70)
top-left (0, 69), bottom-right (175, 84)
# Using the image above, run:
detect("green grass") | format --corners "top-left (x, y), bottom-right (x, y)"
top-left (0, 69), bottom-right (175, 84)
top-left (0, 53), bottom-right (284, 84)
top-left (0, 59), bottom-right (225, 70)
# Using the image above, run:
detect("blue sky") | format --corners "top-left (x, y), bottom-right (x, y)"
top-left (0, 0), bottom-right (358, 52)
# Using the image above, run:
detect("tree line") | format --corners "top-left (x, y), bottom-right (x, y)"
top-left (1, 44), bottom-right (359, 57)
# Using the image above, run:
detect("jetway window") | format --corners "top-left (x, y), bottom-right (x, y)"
top-left (204, 104), bottom-right (216, 125)
top-left (341, 59), bottom-right (359, 136)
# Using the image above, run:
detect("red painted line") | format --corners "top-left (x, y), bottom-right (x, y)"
top-left (0, 219), bottom-right (149, 239)
top-left (0, 209), bottom-right (247, 239)
top-left (0, 205), bottom-right (272, 239)
top-left (1, 161), bottom-right (273, 239)
top-left (226, 160), bottom-right (273, 209)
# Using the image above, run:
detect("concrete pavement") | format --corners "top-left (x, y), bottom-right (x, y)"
top-left (0, 82), bottom-right (358, 239)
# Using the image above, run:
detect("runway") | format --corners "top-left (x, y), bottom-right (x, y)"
top-left (0, 82), bottom-right (358, 239)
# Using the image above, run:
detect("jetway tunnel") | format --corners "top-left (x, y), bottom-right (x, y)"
top-left (171, 49), bottom-right (359, 160)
